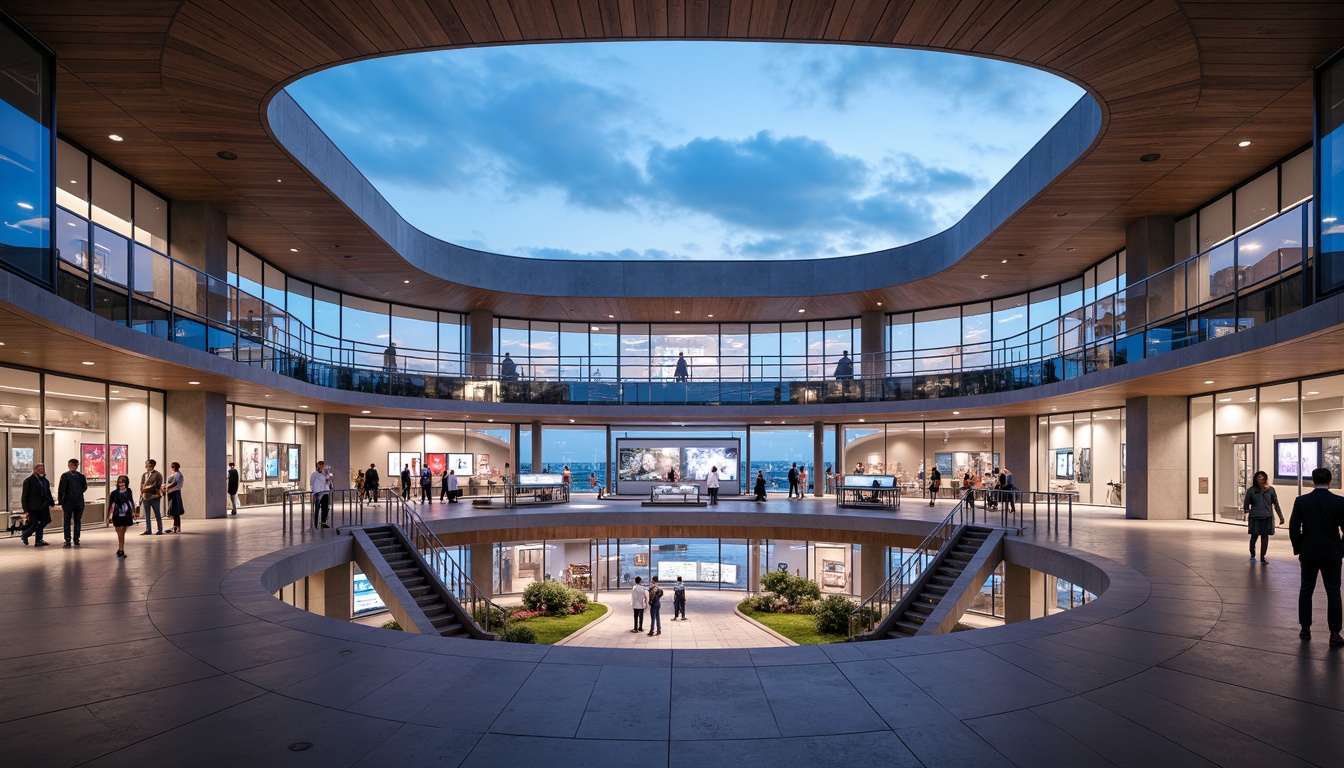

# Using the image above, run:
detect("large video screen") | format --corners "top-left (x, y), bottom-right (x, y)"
top-left (618, 447), bottom-right (681, 481)
top-left (684, 446), bottom-right (740, 481)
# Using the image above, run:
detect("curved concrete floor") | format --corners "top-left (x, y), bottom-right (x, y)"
top-left (1, 500), bottom-right (1341, 767)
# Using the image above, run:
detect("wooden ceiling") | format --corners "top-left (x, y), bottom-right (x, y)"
top-left (5, 1), bottom-right (1344, 322)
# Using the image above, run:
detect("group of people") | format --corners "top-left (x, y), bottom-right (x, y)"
top-left (959, 467), bottom-right (1017, 511)
top-left (1245, 467), bottom-right (1344, 646)
top-left (629, 575), bottom-right (688, 635)
top-left (19, 457), bottom-right (185, 558)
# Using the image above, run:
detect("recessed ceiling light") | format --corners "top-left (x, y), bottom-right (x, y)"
top-left (17, 202), bottom-right (32, 210)
top-left (591, 326), bottom-right (600, 331)
top-left (361, 410), bottom-right (371, 414)
top-left (110, 389), bottom-right (119, 394)
top-left (1238, 140), bottom-right (1252, 148)
top-left (569, 419), bottom-right (575, 423)
top-left (798, 309), bottom-right (805, 313)
top-left (953, 411), bottom-right (960, 415)
top-left (276, 179), bottom-right (282, 183)
top-left (488, 418), bottom-right (494, 422)
top-left (69, 179), bottom-right (77, 184)
top-left (608, 315), bottom-right (615, 319)
top-left (876, 302), bottom-right (882, 307)
top-left (188, 381), bottom-right (200, 385)
top-left (1066, 247), bottom-right (1077, 252)
top-left (216, 150), bottom-right (237, 160)
top-left (81, 361), bottom-right (95, 366)
top-left (264, 394), bottom-right (271, 398)
top-left (708, 314), bottom-right (713, 318)
top-left (1307, 391), bottom-right (1320, 395)
top-left (289, 248), bottom-right (298, 252)
top-left (1204, 380), bottom-right (1215, 384)
top-left (980, 274), bottom-right (988, 279)
top-left (108, 134), bottom-right (123, 142)
top-left (858, 418), bottom-right (865, 422)
top-left (1000, 259), bottom-right (1008, 264)
top-left (1219, 398), bottom-right (1232, 402)
top-left (299, 405), bottom-right (309, 409)
top-left (674, 310), bottom-right (680, 314)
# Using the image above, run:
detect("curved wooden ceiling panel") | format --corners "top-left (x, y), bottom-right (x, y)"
top-left (6, 0), bottom-right (1342, 322)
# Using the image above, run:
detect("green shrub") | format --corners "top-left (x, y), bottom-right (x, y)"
top-left (472, 603), bottom-right (507, 629)
top-left (760, 571), bottom-right (821, 606)
top-left (745, 594), bottom-right (780, 613)
top-left (813, 593), bottom-right (858, 635)
top-left (380, 619), bottom-right (402, 631)
top-left (521, 580), bottom-right (575, 616)
top-left (568, 588), bottom-right (590, 614)
top-left (500, 624), bottom-right (538, 643)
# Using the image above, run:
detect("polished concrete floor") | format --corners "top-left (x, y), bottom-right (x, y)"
top-left (556, 589), bottom-right (790, 649)
top-left (1, 497), bottom-right (1341, 767)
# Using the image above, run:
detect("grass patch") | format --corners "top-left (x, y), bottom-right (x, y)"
top-left (738, 602), bottom-right (849, 645)
top-left (508, 603), bottom-right (608, 644)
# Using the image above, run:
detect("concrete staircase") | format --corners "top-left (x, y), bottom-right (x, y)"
top-left (885, 526), bottom-right (996, 638)
top-left (362, 526), bottom-right (472, 638)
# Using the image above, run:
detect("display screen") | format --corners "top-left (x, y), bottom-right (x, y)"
top-left (842, 474), bottom-right (894, 487)
top-left (1276, 439), bottom-right (1320, 479)
top-left (447, 453), bottom-right (475, 475)
top-left (1054, 449), bottom-right (1074, 479)
top-left (516, 474), bottom-right (564, 485)
top-left (352, 571), bottom-right (387, 617)
top-left (618, 447), bottom-right (681, 481)
top-left (683, 446), bottom-right (739, 480)
top-left (425, 453), bottom-right (446, 474)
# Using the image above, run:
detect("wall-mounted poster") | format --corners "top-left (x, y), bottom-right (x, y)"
top-left (934, 453), bottom-right (953, 474)
top-left (448, 453), bottom-right (475, 475)
top-left (478, 453), bottom-right (491, 477)
top-left (1274, 438), bottom-right (1317, 481)
top-left (81, 443), bottom-right (107, 480)
top-left (388, 452), bottom-right (422, 478)
top-left (11, 446), bottom-right (34, 482)
top-left (821, 560), bottom-right (847, 589)
top-left (425, 453), bottom-right (447, 475)
top-left (239, 441), bottom-right (263, 482)
top-left (109, 444), bottom-right (128, 478)
top-left (1077, 448), bottom-right (1092, 484)
top-left (1055, 449), bottom-right (1074, 479)
top-left (264, 442), bottom-right (281, 478)
top-left (287, 446), bottom-right (300, 481)
top-left (1321, 435), bottom-right (1343, 489)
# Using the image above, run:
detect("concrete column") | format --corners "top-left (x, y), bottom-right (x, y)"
top-left (470, 543), bottom-right (494, 599)
top-left (860, 309), bottom-right (885, 380)
top-left (1125, 395), bottom-right (1188, 519)
top-left (469, 309), bottom-right (493, 377)
top-left (319, 413), bottom-right (350, 490)
top-left (169, 202), bottom-right (229, 279)
top-left (531, 421), bottom-right (543, 472)
top-left (748, 543), bottom-right (761, 593)
top-left (812, 421), bottom-right (824, 497)
top-left (165, 390), bottom-right (226, 518)
top-left (1125, 216), bottom-right (1175, 328)
top-left (859, 541), bottom-right (885, 597)
top-left (308, 563), bottom-right (352, 620)
top-left (1003, 563), bottom-right (1046, 623)
top-left (1003, 415), bottom-right (1035, 493)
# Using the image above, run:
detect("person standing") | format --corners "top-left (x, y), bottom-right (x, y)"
top-left (419, 465), bottom-right (433, 503)
top-left (833, 350), bottom-right (854, 381)
top-left (163, 461), bottom-right (185, 533)
top-left (400, 464), bottom-right (411, 500)
top-left (799, 466), bottom-right (809, 498)
top-left (630, 576), bottom-right (648, 633)
top-left (672, 576), bottom-right (687, 620)
top-left (1288, 467), bottom-right (1344, 645)
top-left (439, 466), bottom-right (450, 501)
top-left (355, 470), bottom-right (366, 505)
top-left (825, 465), bottom-right (834, 495)
top-left (788, 462), bottom-right (799, 499)
top-left (365, 463), bottom-right (380, 502)
top-left (311, 460), bottom-right (333, 528)
top-left (445, 470), bottom-right (459, 503)
top-left (58, 458), bottom-right (88, 547)
top-left (562, 465), bottom-right (571, 490)
top-left (754, 470), bottom-right (767, 502)
top-left (139, 459), bottom-right (164, 536)
top-left (227, 461), bottom-right (240, 514)
top-left (589, 472), bottom-right (602, 499)
top-left (21, 462), bottom-right (55, 546)
top-left (1244, 470), bottom-right (1284, 563)
top-left (107, 474), bottom-right (135, 558)
top-left (499, 352), bottom-right (518, 381)
top-left (667, 466), bottom-right (677, 484)
top-left (674, 352), bottom-right (689, 382)
top-left (707, 466), bottom-right (720, 505)
top-left (647, 576), bottom-right (664, 636)
top-left (928, 466), bottom-right (942, 507)
top-left (963, 472), bottom-right (978, 510)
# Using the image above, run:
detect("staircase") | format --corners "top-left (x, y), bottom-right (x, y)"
top-left (879, 525), bottom-right (998, 639)
top-left (365, 525), bottom-right (472, 638)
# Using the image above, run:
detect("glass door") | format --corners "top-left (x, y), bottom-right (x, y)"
top-left (1214, 433), bottom-right (1254, 522)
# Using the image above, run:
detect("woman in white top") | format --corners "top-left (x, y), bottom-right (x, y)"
top-left (706, 466), bottom-right (720, 505)
top-left (163, 462), bottom-right (185, 533)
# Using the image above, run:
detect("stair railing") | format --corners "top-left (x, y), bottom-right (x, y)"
top-left (382, 496), bottom-right (505, 635)
top-left (849, 500), bottom-right (969, 639)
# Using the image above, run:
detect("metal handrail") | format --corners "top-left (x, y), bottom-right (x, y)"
top-left (849, 500), bottom-right (969, 639)
top-left (962, 488), bottom-right (1074, 534)
top-left (281, 487), bottom-right (376, 532)
top-left (382, 495), bottom-right (505, 635)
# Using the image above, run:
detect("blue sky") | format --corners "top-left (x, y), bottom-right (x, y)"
top-left (287, 42), bottom-right (1084, 261)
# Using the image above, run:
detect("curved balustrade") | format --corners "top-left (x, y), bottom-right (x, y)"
top-left (56, 202), bottom-right (1313, 406)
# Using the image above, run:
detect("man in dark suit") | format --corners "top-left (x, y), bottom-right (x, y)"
top-left (21, 463), bottom-right (55, 546)
top-left (227, 462), bottom-right (240, 514)
top-left (1288, 467), bottom-right (1344, 646)
top-left (364, 463), bottom-right (379, 502)
top-left (58, 458), bottom-right (87, 547)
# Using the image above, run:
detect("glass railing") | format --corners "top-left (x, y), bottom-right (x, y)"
top-left (49, 203), bottom-right (1314, 406)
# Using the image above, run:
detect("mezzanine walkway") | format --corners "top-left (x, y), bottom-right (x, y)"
top-left (1, 497), bottom-right (1341, 767)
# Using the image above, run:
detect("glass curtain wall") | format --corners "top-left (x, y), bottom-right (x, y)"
top-left (1190, 374), bottom-right (1344, 524)
top-left (1317, 49), bottom-right (1344, 296)
top-left (839, 420), bottom-right (1004, 497)
top-left (349, 419), bottom-right (513, 499)
top-left (1036, 410), bottom-right (1125, 505)
top-left (541, 425), bottom-right (606, 495)
top-left (227, 405), bottom-right (318, 506)
top-left (0, 16), bottom-right (53, 284)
